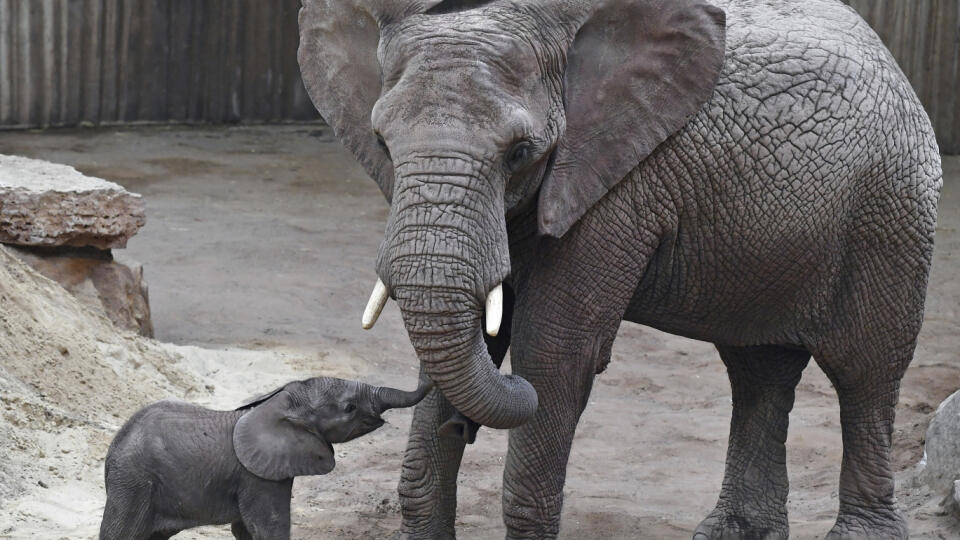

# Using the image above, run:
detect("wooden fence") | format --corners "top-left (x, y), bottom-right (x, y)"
top-left (0, 0), bottom-right (958, 152)
top-left (0, 0), bottom-right (318, 128)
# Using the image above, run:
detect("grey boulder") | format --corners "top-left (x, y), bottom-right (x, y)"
top-left (920, 389), bottom-right (960, 494)
top-left (0, 155), bottom-right (145, 249)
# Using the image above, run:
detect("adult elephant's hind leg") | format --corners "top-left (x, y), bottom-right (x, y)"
top-left (814, 341), bottom-right (913, 540)
top-left (695, 344), bottom-right (810, 540)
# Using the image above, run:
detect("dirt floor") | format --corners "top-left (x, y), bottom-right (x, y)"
top-left (0, 125), bottom-right (957, 539)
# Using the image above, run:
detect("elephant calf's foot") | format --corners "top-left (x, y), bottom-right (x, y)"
top-left (825, 507), bottom-right (908, 540)
top-left (693, 507), bottom-right (788, 540)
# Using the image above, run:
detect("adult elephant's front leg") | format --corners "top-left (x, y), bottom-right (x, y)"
top-left (398, 388), bottom-right (467, 539)
top-left (501, 336), bottom-right (606, 538)
top-left (501, 278), bottom-right (629, 538)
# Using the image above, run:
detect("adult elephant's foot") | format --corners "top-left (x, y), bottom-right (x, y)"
top-left (824, 503), bottom-right (908, 539)
top-left (502, 491), bottom-right (563, 540)
top-left (395, 531), bottom-right (455, 540)
top-left (692, 507), bottom-right (788, 540)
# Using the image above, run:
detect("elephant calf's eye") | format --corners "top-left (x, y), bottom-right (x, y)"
top-left (343, 403), bottom-right (356, 413)
top-left (506, 141), bottom-right (533, 171)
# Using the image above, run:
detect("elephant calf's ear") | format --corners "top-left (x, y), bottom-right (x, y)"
top-left (538, 0), bottom-right (726, 238)
top-left (233, 391), bottom-right (335, 480)
top-left (235, 382), bottom-right (294, 410)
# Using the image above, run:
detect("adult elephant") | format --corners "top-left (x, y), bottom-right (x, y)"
top-left (298, 0), bottom-right (942, 538)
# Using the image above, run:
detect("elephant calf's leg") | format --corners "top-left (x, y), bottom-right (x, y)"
top-left (237, 481), bottom-right (293, 540)
top-left (231, 521), bottom-right (253, 540)
top-left (99, 487), bottom-right (156, 540)
top-left (695, 345), bottom-right (810, 540)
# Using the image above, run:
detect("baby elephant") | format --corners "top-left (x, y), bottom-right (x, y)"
top-left (99, 376), bottom-right (432, 540)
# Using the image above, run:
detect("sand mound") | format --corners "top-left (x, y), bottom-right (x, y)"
top-left (0, 245), bottom-right (198, 505)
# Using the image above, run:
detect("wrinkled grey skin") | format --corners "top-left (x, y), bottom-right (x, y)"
top-left (98, 377), bottom-right (431, 540)
top-left (299, 0), bottom-right (942, 538)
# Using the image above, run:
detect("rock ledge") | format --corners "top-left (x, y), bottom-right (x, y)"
top-left (0, 155), bottom-right (145, 249)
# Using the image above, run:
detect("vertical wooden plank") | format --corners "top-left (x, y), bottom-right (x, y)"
top-left (25, 0), bottom-right (44, 126)
top-left (0, 0), bottom-right (11, 125)
top-left (57, 0), bottom-right (73, 125)
top-left (277, 0), bottom-right (297, 121)
top-left (241, 0), bottom-right (268, 122)
top-left (55, 0), bottom-right (67, 125)
top-left (264, 0), bottom-right (279, 122)
top-left (13, 0), bottom-right (26, 125)
top-left (9, 0), bottom-right (22, 127)
top-left (186, 0), bottom-right (206, 121)
top-left (207, 0), bottom-right (227, 122)
top-left (116, 0), bottom-right (138, 122)
top-left (62, 0), bottom-right (83, 125)
top-left (38, 0), bottom-right (55, 126)
top-left (99, 0), bottom-right (119, 122)
top-left (165, 0), bottom-right (189, 122)
top-left (224, 0), bottom-right (243, 122)
top-left (137, 0), bottom-right (167, 121)
top-left (79, 0), bottom-right (103, 124)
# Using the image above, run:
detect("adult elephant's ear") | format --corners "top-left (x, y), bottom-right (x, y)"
top-left (298, 0), bottom-right (441, 202)
top-left (233, 389), bottom-right (335, 480)
top-left (538, 0), bottom-right (726, 237)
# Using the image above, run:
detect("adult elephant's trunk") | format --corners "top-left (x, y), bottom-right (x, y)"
top-left (375, 162), bottom-right (538, 429)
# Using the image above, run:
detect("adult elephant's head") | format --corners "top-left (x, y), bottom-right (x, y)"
top-left (298, 0), bottom-right (725, 429)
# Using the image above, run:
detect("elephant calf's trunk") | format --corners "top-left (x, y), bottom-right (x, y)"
top-left (376, 378), bottom-right (434, 411)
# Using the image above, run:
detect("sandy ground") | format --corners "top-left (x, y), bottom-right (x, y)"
top-left (0, 125), bottom-right (957, 539)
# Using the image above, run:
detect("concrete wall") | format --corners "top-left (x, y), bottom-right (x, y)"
top-left (0, 0), bottom-right (957, 152)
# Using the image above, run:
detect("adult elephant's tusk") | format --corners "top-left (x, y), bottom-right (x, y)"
top-left (485, 283), bottom-right (503, 337)
top-left (362, 278), bottom-right (389, 329)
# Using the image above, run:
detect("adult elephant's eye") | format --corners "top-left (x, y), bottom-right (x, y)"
top-left (506, 141), bottom-right (533, 171)
top-left (375, 132), bottom-right (391, 159)
top-left (344, 403), bottom-right (356, 413)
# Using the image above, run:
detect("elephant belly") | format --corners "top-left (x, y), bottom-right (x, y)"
top-left (623, 231), bottom-right (833, 347)
top-left (152, 479), bottom-right (241, 529)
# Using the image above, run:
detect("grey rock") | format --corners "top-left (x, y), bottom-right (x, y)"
top-left (920, 389), bottom-right (960, 494)
top-left (0, 155), bottom-right (145, 249)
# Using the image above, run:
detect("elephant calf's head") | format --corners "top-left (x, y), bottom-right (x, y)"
top-left (233, 376), bottom-right (432, 481)
top-left (298, 0), bottom-right (726, 429)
